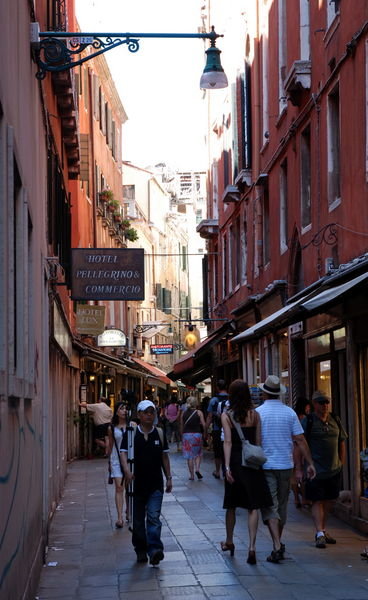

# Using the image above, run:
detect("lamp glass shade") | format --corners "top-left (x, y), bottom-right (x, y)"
top-left (200, 44), bottom-right (228, 89)
top-left (200, 70), bottom-right (228, 89)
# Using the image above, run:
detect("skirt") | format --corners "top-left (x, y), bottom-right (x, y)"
top-left (182, 433), bottom-right (203, 459)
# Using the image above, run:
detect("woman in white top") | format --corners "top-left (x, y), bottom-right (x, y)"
top-left (108, 402), bottom-right (128, 528)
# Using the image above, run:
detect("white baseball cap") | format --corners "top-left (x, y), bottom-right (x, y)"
top-left (137, 400), bottom-right (156, 412)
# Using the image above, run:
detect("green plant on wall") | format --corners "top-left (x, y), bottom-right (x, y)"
top-left (99, 189), bottom-right (114, 202)
top-left (107, 198), bottom-right (120, 212)
top-left (124, 227), bottom-right (139, 242)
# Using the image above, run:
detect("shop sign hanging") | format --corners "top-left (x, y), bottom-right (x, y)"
top-left (71, 248), bottom-right (144, 301)
top-left (98, 328), bottom-right (127, 347)
top-left (150, 344), bottom-right (174, 355)
top-left (76, 304), bottom-right (105, 335)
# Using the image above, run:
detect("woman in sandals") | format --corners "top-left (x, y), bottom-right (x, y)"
top-left (180, 396), bottom-right (207, 480)
top-left (221, 379), bottom-right (272, 564)
top-left (108, 402), bottom-right (129, 528)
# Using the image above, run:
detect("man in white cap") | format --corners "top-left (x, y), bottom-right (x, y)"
top-left (120, 400), bottom-right (172, 565)
top-left (256, 375), bottom-right (316, 563)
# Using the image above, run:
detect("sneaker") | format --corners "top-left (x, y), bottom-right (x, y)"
top-left (324, 532), bottom-right (336, 544)
top-left (266, 548), bottom-right (283, 563)
top-left (149, 549), bottom-right (164, 565)
top-left (315, 534), bottom-right (326, 548)
top-left (136, 552), bottom-right (148, 563)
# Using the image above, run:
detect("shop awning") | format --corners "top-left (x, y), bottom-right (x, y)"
top-left (168, 323), bottom-right (232, 385)
top-left (232, 270), bottom-right (368, 344)
top-left (74, 340), bottom-right (144, 378)
top-left (300, 271), bottom-right (368, 312)
top-left (232, 300), bottom-right (301, 343)
top-left (131, 357), bottom-right (171, 388)
top-left (142, 325), bottom-right (168, 339)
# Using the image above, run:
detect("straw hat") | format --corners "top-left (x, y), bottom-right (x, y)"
top-left (258, 375), bottom-right (286, 396)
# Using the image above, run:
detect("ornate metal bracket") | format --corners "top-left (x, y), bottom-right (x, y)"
top-left (301, 223), bottom-right (338, 250)
top-left (30, 24), bottom-right (222, 80)
top-left (134, 324), bottom-right (154, 334)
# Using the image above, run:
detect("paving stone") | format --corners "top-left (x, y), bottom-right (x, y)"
top-left (35, 453), bottom-right (368, 600)
top-left (203, 585), bottom-right (253, 599)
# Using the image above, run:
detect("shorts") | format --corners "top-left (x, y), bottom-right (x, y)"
top-left (211, 429), bottom-right (223, 460)
top-left (261, 469), bottom-right (293, 526)
top-left (305, 471), bottom-right (342, 502)
top-left (94, 423), bottom-right (110, 439)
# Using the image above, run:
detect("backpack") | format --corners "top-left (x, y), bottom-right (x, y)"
top-left (212, 395), bottom-right (228, 427)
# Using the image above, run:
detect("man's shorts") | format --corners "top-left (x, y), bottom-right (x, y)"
top-left (305, 470), bottom-right (341, 502)
top-left (261, 469), bottom-right (293, 526)
top-left (211, 430), bottom-right (223, 459)
top-left (94, 423), bottom-right (110, 439)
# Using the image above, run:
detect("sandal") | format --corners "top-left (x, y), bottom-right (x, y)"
top-left (220, 541), bottom-right (235, 557)
top-left (115, 520), bottom-right (124, 529)
top-left (212, 471), bottom-right (220, 479)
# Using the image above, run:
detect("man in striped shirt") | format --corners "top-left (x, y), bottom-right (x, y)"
top-left (256, 375), bottom-right (316, 563)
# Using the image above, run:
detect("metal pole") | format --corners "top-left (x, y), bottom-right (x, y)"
top-left (126, 425), bottom-right (135, 531)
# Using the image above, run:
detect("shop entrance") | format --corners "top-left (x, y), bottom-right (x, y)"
top-left (311, 349), bottom-right (350, 491)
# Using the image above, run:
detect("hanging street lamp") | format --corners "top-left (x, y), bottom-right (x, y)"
top-left (30, 23), bottom-right (228, 89)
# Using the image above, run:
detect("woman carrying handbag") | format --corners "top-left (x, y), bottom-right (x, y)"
top-left (221, 379), bottom-right (272, 564)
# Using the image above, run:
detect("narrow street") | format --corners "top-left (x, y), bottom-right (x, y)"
top-left (36, 447), bottom-right (368, 600)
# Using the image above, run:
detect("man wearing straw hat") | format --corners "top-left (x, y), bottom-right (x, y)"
top-left (256, 375), bottom-right (316, 563)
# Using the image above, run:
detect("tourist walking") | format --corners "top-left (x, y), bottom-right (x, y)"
top-left (180, 396), bottom-right (206, 480)
top-left (165, 396), bottom-right (181, 451)
top-left (298, 390), bottom-right (347, 548)
top-left (107, 402), bottom-right (130, 528)
top-left (120, 400), bottom-right (173, 566)
top-left (256, 375), bottom-right (316, 563)
top-left (206, 380), bottom-right (228, 479)
top-left (221, 379), bottom-right (273, 564)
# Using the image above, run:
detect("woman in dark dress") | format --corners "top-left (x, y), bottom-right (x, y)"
top-left (221, 379), bottom-right (272, 564)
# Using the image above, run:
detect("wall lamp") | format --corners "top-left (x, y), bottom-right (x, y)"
top-left (30, 23), bottom-right (228, 89)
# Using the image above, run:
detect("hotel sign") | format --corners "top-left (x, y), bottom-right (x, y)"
top-left (71, 248), bottom-right (144, 301)
top-left (76, 304), bottom-right (105, 336)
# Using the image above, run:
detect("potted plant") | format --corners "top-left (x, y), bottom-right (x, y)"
top-left (99, 189), bottom-right (114, 203)
top-left (107, 198), bottom-right (120, 212)
top-left (113, 212), bottom-right (122, 223)
top-left (124, 227), bottom-right (139, 242)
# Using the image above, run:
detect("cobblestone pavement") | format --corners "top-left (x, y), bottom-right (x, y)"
top-left (36, 446), bottom-right (368, 600)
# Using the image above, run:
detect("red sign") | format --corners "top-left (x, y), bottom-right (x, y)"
top-left (150, 344), bottom-right (174, 355)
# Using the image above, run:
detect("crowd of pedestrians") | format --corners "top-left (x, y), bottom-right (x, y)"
top-left (81, 374), bottom-right (350, 568)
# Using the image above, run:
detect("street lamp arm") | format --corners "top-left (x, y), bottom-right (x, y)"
top-left (30, 23), bottom-right (225, 83)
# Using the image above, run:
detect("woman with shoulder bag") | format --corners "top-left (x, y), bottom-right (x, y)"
top-left (221, 379), bottom-right (272, 564)
top-left (180, 396), bottom-right (207, 480)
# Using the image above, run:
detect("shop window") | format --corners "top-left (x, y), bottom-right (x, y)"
top-left (327, 84), bottom-right (341, 207)
top-left (307, 333), bottom-right (331, 356)
top-left (333, 327), bottom-right (346, 350)
top-left (314, 359), bottom-right (331, 398)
